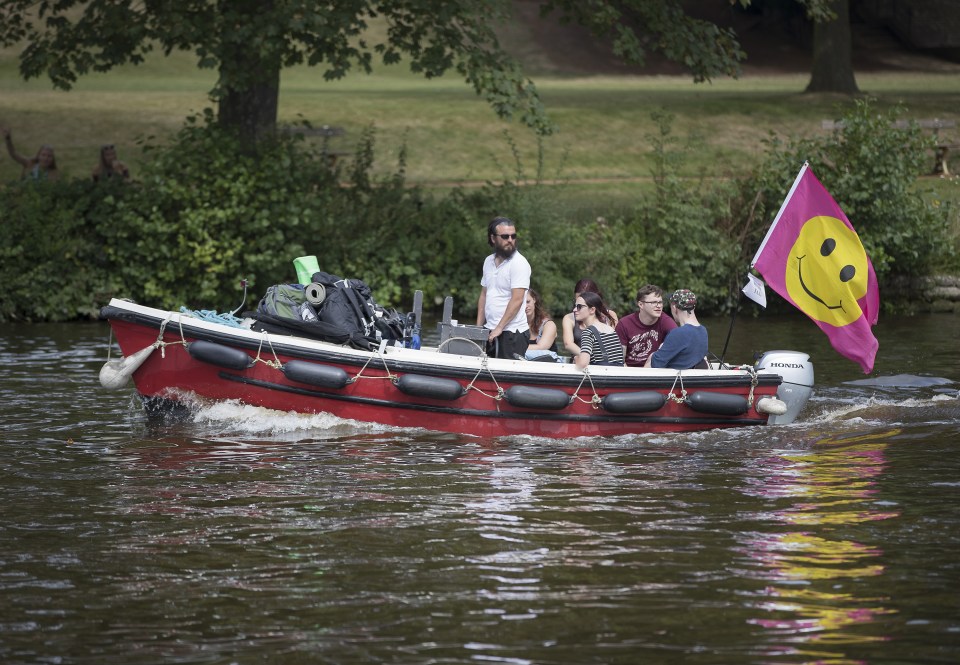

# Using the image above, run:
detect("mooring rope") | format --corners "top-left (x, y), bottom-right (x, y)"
top-left (665, 371), bottom-right (688, 404)
top-left (252, 331), bottom-right (283, 369)
top-left (569, 369), bottom-right (601, 408)
top-left (178, 307), bottom-right (246, 329)
top-left (464, 354), bottom-right (505, 402)
top-left (349, 345), bottom-right (397, 384)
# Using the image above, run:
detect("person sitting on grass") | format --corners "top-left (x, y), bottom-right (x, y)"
top-left (3, 127), bottom-right (61, 182)
top-left (92, 143), bottom-right (130, 182)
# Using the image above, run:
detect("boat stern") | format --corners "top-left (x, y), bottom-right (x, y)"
top-left (756, 350), bottom-right (814, 425)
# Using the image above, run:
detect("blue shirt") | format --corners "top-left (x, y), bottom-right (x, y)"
top-left (650, 324), bottom-right (708, 370)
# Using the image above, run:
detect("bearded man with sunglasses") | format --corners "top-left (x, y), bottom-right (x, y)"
top-left (477, 216), bottom-right (532, 359)
top-left (615, 284), bottom-right (677, 367)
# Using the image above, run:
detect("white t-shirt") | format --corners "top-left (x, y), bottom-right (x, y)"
top-left (481, 251), bottom-right (531, 333)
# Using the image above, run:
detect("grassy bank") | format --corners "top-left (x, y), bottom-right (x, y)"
top-left (3, 42), bottom-right (960, 289)
top-left (3, 43), bottom-right (960, 187)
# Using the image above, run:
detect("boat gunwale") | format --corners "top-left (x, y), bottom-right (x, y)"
top-left (101, 300), bottom-right (782, 391)
top-left (214, 372), bottom-right (769, 426)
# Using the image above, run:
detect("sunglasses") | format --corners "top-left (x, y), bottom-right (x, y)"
top-left (572, 303), bottom-right (587, 311)
top-left (496, 233), bottom-right (517, 240)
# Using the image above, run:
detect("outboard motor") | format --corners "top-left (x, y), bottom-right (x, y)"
top-left (756, 350), bottom-right (814, 425)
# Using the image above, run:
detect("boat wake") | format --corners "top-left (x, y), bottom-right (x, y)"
top-left (149, 389), bottom-right (416, 440)
top-left (136, 378), bottom-right (958, 447)
top-left (805, 387), bottom-right (959, 427)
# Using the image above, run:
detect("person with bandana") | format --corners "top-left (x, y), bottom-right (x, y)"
top-left (645, 289), bottom-right (708, 370)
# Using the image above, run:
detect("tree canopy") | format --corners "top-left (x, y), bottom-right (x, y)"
top-left (1, 1), bottom-right (845, 143)
top-left (0, 0), bottom-right (763, 140)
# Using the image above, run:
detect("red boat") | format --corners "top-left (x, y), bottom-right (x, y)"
top-left (99, 298), bottom-right (813, 439)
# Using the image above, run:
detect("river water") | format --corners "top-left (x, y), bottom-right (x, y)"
top-left (1, 313), bottom-right (958, 664)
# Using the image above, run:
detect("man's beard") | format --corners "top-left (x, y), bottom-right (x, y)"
top-left (495, 244), bottom-right (516, 260)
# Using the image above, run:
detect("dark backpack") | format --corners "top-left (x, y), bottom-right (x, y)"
top-left (251, 273), bottom-right (405, 350)
top-left (311, 271), bottom-right (405, 346)
top-left (252, 282), bottom-right (370, 348)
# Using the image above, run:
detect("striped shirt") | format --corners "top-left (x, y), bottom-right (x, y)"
top-left (580, 326), bottom-right (624, 366)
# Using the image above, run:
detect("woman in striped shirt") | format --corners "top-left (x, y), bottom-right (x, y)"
top-left (573, 291), bottom-right (625, 369)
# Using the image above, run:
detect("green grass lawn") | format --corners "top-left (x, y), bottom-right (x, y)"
top-left (4, 43), bottom-right (960, 188)
top-left (3, 42), bottom-right (960, 270)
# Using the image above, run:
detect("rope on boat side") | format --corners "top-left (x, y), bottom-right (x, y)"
top-left (350, 345), bottom-right (397, 384)
top-left (665, 371), bottom-right (688, 404)
top-left (743, 365), bottom-right (759, 407)
top-left (464, 355), bottom-right (505, 404)
top-left (150, 313), bottom-right (187, 359)
top-left (718, 364), bottom-right (761, 407)
top-left (253, 331), bottom-right (283, 370)
top-left (569, 370), bottom-right (601, 408)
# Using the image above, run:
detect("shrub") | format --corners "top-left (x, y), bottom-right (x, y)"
top-left (0, 179), bottom-right (110, 321)
top-left (748, 99), bottom-right (953, 283)
top-left (610, 111), bottom-right (740, 313)
top-left (0, 101), bottom-right (954, 322)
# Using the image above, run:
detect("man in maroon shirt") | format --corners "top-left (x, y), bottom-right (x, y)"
top-left (615, 284), bottom-right (677, 367)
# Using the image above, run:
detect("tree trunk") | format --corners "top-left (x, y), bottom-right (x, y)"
top-left (215, 0), bottom-right (281, 146)
top-left (218, 63), bottom-right (281, 146)
top-left (806, 0), bottom-right (859, 93)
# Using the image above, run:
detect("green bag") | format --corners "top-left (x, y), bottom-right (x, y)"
top-left (256, 284), bottom-right (306, 321)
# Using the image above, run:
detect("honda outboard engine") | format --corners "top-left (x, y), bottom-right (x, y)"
top-left (756, 351), bottom-right (814, 425)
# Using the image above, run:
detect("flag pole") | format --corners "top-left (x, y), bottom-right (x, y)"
top-left (751, 161), bottom-right (809, 267)
top-left (718, 282), bottom-right (743, 368)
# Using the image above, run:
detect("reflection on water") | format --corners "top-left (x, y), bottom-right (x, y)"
top-left (740, 430), bottom-right (902, 664)
top-left (1, 316), bottom-right (959, 664)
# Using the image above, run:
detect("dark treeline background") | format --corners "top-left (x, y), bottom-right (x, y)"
top-left (0, 101), bottom-right (953, 322)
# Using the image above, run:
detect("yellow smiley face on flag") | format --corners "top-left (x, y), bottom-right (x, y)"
top-left (784, 215), bottom-right (870, 326)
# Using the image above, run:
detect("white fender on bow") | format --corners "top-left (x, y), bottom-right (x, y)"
top-left (98, 345), bottom-right (155, 389)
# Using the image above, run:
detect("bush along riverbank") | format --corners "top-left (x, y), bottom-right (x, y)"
top-left (0, 100), bottom-right (956, 323)
top-left (885, 275), bottom-right (960, 313)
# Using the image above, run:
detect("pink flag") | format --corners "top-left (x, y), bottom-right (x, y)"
top-left (752, 163), bottom-right (879, 373)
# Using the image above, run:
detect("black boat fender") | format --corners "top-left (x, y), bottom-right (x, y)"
top-left (187, 340), bottom-right (253, 370)
top-left (395, 373), bottom-right (465, 401)
top-left (685, 391), bottom-right (749, 416)
top-left (282, 360), bottom-right (350, 389)
top-left (601, 391), bottom-right (667, 414)
top-left (504, 385), bottom-right (570, 411)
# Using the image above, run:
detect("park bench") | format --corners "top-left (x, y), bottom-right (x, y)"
top-left (280, 124), bottom-right (351, 167)
top-left (821, 118), bottom-right (958, 176)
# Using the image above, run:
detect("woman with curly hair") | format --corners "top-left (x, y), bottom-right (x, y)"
top-left (524, 288), bottom-right (561, 361)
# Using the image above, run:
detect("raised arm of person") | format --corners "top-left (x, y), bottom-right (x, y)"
top-left (3, 127), bottom-right (30, 168)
